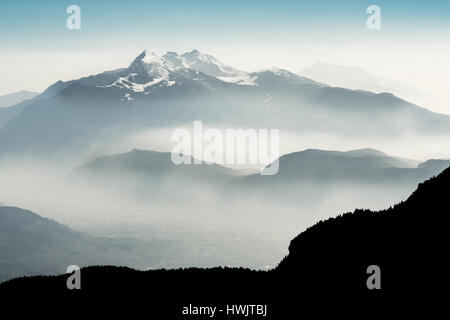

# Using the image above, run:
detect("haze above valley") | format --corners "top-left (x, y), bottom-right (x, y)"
top-left (1, 47), bottom-right (449, 282)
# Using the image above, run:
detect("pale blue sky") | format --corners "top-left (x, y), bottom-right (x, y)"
top-left (0, 0), bottom-right (449, 112)
top-left (1, 0), bottom-right (449, 50)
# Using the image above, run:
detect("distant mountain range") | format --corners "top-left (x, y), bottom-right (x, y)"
top-left (1, 49), bottom-right (448, 302)
top-left (2, 161), bottom-right (447, 312)
top-left (71, 149), bottom-right (237, 204)
top-left (1, 50), bottom-right (449, 157)
top-left (0, 91), bottom-right (38, 108)
top-left (76, 147), bottom-right (450, 193)
top-left (76, 148), bottom-right (235, 180)
top-left (256, 148), bottom-right (449, 184)
top-left (72, 147), bottom-right (450, 225)
top-left (299, 62), bottom-right (420, 98)
top-left (3, 147), bottom-right (447, 284)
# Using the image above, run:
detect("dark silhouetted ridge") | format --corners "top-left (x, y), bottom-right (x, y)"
top-left (1, 167), bottom-right (448, 314)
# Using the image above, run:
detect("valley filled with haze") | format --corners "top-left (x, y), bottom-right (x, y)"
top-left (1, 48), bottom-right (450, 282)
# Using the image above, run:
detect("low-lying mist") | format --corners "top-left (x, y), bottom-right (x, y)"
top-left (1, 127), bottom-right (449, 271)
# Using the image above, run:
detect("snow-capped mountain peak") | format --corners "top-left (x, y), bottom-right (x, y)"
top-left (161, 49), bottom-right (243, 78)
top-left (162, 51), bottom-right (187, 68)
top-left (96, 50), bottom-right (184, 95)
top-left (140, 50), bottom-right (168, 66)
top-left (66, 49), bottom-right (328, 102)
top-left (182, 49), bottom-right (217, 65)
top-left (129, 50), bottom-right (176, 79)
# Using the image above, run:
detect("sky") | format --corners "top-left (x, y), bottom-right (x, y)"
top-left (0, 0), bottom-right (449, 113)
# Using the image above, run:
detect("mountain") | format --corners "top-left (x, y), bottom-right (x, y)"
top-left (76, 149), bottom-right (235, 176)
top-left (250, 67), bottom-right (326, 87)
top-left (276, 165), bottom-right (449, 292)
top-left (226, 148), bottom-right (449, 218)
top-left (69, 149), bottom-right (240, 210)
top-left (2, 166), bottom-right (447, 313)
top-left (0, 206), bottom-right (82, 282)
top-left (0, 91), bottom-right (38, 108)
top-left (256, 148), bottom-right (449, 184)
top-left (75, 146), bottom-right (450, 198)
top-left (163, 49), bottom-right (243, 78)
top-left (37, 49), bottom-right (240, 98)
top-left (0, 108), bottom-right (17, 129)
top-left (77, 147), bottom-right (438, 184)
top-left (74, 148), bottom-right (235, 181)
top-left (0, 206), bottom-right (171, 283)
top-left (417, 159), bottom-right (450, 171)
top-left (74, 147), bottom-right (450, 196)
top-left (299, 62), bottom-right (419, 98)
top-left (0, 205), bottom-right (287, 282)
top-left (0, 94), bottom-right (40, 129)
top-left (0, 87), bottom-right (66, 129)
top-left (71, 147), bottom-right (450, 223)
top-left (1, 50), bottom-right (450, 158)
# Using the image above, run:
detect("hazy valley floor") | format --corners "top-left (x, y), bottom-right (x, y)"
top-left (2, 166), bottom-right (448, 316)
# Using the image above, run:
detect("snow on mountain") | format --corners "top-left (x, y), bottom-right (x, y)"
top-left (95, 49), bottom-right (260, 98)
top-left (164, 49), bottom-right (243, 78)
top-left (99, 73), bottom-right (165, 93)
top-left (3, 49), bottom-right (450, 158)
top-left (129, 50), bottom-right (176, 78)
top-left (43, 49), bottom-right (329, 103)
top-left (96, 50), bottom-right (184, 96)
top-left (163, 51), bottom-right (189, 68)
top-left (217, 74), bottom-right (258, 86)
top-left (249, 68), bottom-right (328, 87)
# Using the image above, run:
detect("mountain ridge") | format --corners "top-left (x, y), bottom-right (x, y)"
top-left (0, 91), bottom-right (39, 108)
top-left (2, 165), bottom-right (447, 313)
top-left (1, 50), bottom-right (450, 158)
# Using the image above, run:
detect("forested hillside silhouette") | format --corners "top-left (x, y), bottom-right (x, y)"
top-left (1, 167), bottom-right (448, 315)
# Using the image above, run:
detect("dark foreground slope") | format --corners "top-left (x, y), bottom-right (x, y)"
top-left (1, 168), bottom-right (448, 315)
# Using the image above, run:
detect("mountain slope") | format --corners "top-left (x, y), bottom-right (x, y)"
top-left (77, 147), bottom-right (449, 186)
top-left (0, 206), bottom-right (168, 283)
top-left (70, 147), bottom-right (450, 230)
top-left (299, 62), bottom-right (418, 97)
top-left (0, 91), bottom-right (38, 108)
top-left (73, 149), bottom-right (235, 187)
top-left (2, 164), bottom-right (447, 313)
top-left (0, 93), bottom-right (41, 129)
top-left (1, 50), bottom-right (450, 157)
top-left (0, 103), bottom-right (24, 129)
top-left (253, 148), bottom-right (450, 185)
top-left (164, 49), bottom-right (243, 78)
top-left (276, 166), bottom-right (449, 291)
